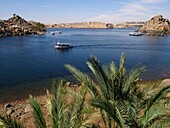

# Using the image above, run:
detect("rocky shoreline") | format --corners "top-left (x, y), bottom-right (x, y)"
top-left (0, 79), bottom-right (170, 128)
top-left (0, 14), bottom-right (46, 38)
top-left (0, 82), bottom-right (86, 128)
top-left (0, 95), bottom-right (47, 128)
top-left (1, 14), bottom-right (170, 37)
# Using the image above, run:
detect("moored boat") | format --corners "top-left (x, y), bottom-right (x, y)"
top-left (51, 31), bottom-right (62, 35)
top-left (129, 32), bottom-right (143, 36)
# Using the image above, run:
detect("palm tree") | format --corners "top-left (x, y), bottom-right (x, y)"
top-left (65, 53), bottom-right (170, 128)
top-left (29, 79), bottom-right (90, 128)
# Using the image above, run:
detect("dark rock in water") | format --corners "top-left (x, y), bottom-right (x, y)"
top-left (137, 15), bottom-right (170, 36)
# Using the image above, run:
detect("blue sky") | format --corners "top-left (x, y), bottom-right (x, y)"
top-left (0, 0), bottom-right (169, 24)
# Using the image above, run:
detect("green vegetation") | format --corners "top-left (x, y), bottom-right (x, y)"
top-left (29, 79), bottom-right (94, 128)
top-left (0, 53), bottom-right (170, 128)
top-left (65, 53), bottom-right (170, 128)
top-left (0, 115), bottom-right (23, 128)
top-left (32, 22), bottom-right (46, 32)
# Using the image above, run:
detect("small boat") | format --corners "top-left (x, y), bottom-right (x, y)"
top-left (129, 32), bottom-right (143, 36)
top-left (55, 31), bottom-right (62, 34)
top-left (54, 41), bottom-right (73, 49)
top-left (51, 31), bottom-right (62, 35)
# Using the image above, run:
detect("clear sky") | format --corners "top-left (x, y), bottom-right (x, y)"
top-left (0, 0), bottom-right (169, 24)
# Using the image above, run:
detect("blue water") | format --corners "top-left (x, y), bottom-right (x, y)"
top-left (0, 28), bottom-right (170, 102)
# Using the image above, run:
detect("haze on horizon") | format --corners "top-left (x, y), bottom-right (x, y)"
top-left (0, 0), bottom-right (169, 24)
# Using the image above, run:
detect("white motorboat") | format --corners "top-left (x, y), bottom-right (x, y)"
top-left (129, 32), bottom-right (143, 36)
top-left (54, 41), bottom-right (73, 49)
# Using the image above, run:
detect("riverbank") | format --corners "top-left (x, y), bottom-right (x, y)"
top-left (0, 78), bottom-right (169, 127)
top-left (0, 82), bottom-right (99, 128)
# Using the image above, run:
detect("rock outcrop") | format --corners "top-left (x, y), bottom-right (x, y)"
top-left (138, 15), bottom-right (170, 36)
top-left (0, 14), bottom-right (46, 38)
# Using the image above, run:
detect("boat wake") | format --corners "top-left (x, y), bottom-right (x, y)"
top-left (73, 44), bottom-right (170, 52)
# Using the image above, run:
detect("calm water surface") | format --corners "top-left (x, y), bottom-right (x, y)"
top-left (0, 28), bottom-right (170, 102)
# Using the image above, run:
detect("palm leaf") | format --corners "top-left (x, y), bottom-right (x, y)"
top-left (100, 110), bottom-right (107, 128)
top-left (119, 52), bottom-right (126, 76)
top-left (29, 95), bottom-right (46, 128)
top-left (86, 56), bottom-right (109, 99)
top-left (65, 64), bottom-right (98, 98)
top-left (123, 64), bottom-right (146, 95)
top-left (0, 115), bottom-right (23, 128)
top-left (146, 85), bottom-right (170, 110)
top-left (141, 105), bottom-right (169, 128)
top-left (50, 79), bottom-right (67, 128)
top-left (115, 107), bottom-right (126, 128)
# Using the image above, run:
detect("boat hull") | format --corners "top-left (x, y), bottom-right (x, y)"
top-left (55, 45), bottom-right (73, 49)
top-left (129, 32), bottom-right (143, 36)
top-left (54, 42), bottom-right (73, 49)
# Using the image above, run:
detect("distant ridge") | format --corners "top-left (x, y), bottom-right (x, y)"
top-left (46, 22), bottom-right (144, 29)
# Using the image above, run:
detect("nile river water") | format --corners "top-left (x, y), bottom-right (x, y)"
top-left (0, 28), bottom-right (170, 102)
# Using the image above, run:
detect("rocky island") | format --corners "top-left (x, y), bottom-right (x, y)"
top-left (137, 15), bottom-right (170, 36)
top-left (0, 14), bottom-right (46, 38)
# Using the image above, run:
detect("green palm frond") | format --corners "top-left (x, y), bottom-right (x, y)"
top-left (100, 110), bottom-right (107, 128)
top-left (66, 53), bottom-right (143, 128)
top-left (148, 116), bottom-right (170, 128)
top-left (119, 52), bottom-right (126, 76)
top-left (146, 85), bottom-right (170, 110)
top-left (70, 85), bottom-right (88, 128)
top-left (138, 85), bottom-right (170, 128)
top-left (38, 79), bottom-right (90, 128)
top-left (87, 56), bottom-right (108, 89)
top-left (87, 56), bottom-right (111, 100)
top-left (66, 53), bottom-right (170, 128)
top-left (109, 61), bottom-right (118, 80)
top-left (65, 64), bottom-right (98, 98)
top-left (49, 80), bottom-right (66, 128)
top-left (29, 95), bottom-right (46, 128)
top-left (123, 64), bottom-right (146, 95)
top-left (0, 115), bottom-right (23, 128)
top-left (64, 100), bottom-right (75, 128)
top-left (140, 105), bottom-right (169, 128)
top-left (138, 81), bottom-right (161, 102)
top-left (55, 80), bottom-right (67, 128)
top-left (115, 107), bottom-right (126, 128)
